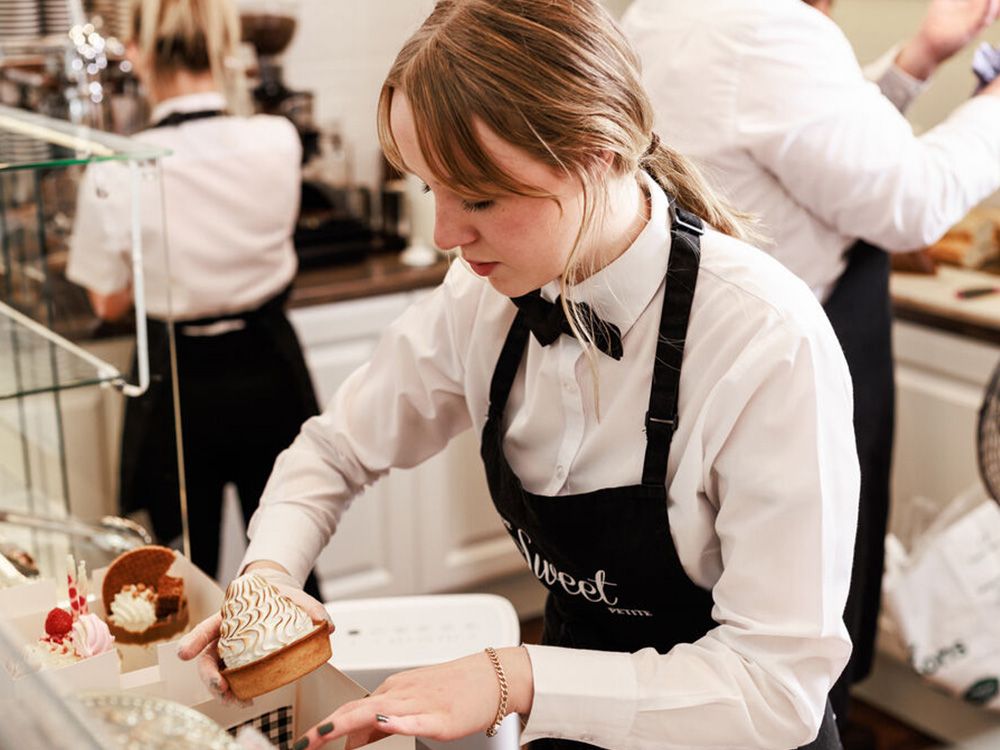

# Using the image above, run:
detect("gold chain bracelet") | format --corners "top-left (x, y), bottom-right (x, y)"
top-left (484, 646), bottom-right (509, 737)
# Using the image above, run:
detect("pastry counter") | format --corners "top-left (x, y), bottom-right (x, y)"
top-left (892, 265), bottom-right (1000, 345)
top-left (866, 268), bottom-right (1000, 743)
top-left (289, 252), bottom-right (449, 308)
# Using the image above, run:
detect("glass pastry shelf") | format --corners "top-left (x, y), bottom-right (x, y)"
top-left (0, 104), bottom-right (167, 172)
top-left (0, 491), bottom-right (152, 581)
top-left (0, 299), bottom-right (124, 400)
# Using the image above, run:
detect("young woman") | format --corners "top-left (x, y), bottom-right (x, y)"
top-left (180, 1), bottom-right (859, 748)
top-left (67, 0), bottom-right (321, 597)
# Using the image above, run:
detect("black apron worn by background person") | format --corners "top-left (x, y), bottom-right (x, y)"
top-left (822, 241), bottom-right (894, 726)
top-left (482, 209), bottom-right (841, 750)
top-left (118, 108), bottom-right (321, 595)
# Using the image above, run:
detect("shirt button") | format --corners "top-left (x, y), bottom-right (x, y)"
top-left (555, 465), bottom-right (566, 479)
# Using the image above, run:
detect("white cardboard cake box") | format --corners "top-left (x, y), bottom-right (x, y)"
top-left (0, 551), bottom-right (220, 680)
top-left (0, 577), bottom-right (59, 619)
top-left (2, 552), bottom-right (405, 748)
top-left (153, 644), bottom-right (413, 749)
top-left (129, 565), bottom-right (413, 749)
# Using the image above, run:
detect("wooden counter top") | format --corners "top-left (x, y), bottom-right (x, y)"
top-left (891, 266), bottom-right (1000, 346)
top-left (290, 252), bottom-right (449, 308)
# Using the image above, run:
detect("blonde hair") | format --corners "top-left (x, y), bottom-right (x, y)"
top-left (129, 0), bottom-right (239, 94)
top-left (377, 0), bottom-right (754, 390)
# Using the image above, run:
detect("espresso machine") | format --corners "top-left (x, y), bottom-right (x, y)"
top-left (238, 0), bottom-right (319, 161)
top-left (238, 0), bottom-right (405, 266)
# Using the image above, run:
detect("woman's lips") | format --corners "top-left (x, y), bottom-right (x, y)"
top-left (468, 261), bottom-right (498, 277)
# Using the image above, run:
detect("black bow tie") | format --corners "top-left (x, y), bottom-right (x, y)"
top-left (512, 290), bottom-right (624, 360)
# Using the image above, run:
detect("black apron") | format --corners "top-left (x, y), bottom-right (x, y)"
top-left (119, 286), bottom-right (319, 535)
top-left (118, 108), bottom-right (320, 580)
top-left (481, 209), bottom-right (841, 750)
top-left (822, 241), bottom-right (894, 720)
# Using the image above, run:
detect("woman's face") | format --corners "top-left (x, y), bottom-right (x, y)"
top-left (390, 90), bottom-right (587, 298)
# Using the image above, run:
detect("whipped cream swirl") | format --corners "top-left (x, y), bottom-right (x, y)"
top-left (218, 573), bottom-right (315, 669)
top-left (109, 585), bottom-right (157, 633)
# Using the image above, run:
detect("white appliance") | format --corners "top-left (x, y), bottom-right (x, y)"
top-left (325, 595), bottom-right (521, 750)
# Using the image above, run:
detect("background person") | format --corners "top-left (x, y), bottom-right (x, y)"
top-left (622, 0), bottom-right (1000, 732)
top-left (67, 0), bottom-right (322, 598)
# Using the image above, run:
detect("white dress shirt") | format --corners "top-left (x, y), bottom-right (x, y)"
top-left (622, 0), bottom-right (1000, 300)
top-left (66, 92), bottom-right (300, 320)
top-left (245, 174), bottom-right (860, 749)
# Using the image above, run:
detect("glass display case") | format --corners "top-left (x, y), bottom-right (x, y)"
top-left (0, 104), bottom-right (183, 580)
top-left (0, 618), bottom-right (249, 750)
top-left (0, 618), bottom-right (107, 750)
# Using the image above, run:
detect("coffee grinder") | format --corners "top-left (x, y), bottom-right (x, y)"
top-left (238, 0), bottom-right (319, 162)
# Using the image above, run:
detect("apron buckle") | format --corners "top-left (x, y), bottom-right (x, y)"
top-left (671, 206), bottom-right (705, 236)
top-left (645, 412), bottom-right (676, 430)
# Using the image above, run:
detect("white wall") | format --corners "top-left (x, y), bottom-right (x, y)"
top-left (282, 1), bottom-right (435, 189)
top-left (833, 0), bottom-right (1000, 134)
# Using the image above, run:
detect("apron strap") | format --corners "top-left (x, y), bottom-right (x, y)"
top-left (484, 204), bottom-right (704, 486)
top-left (148, 109), bottom-right (225, 130)
top-left (487, 312), bottom-right (532, 420)
top-left (641, 206), bottom-right (703, 486)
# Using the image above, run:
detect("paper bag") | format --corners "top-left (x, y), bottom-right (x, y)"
top-left (883, 483), bottom-right (1000, 709)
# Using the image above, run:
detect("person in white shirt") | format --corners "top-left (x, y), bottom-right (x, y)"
top-left (179, 1), bottom-right (859, 748)
top-left (621, 0), bottom-right (1000, 731)
top-left (66, 0), bottom-right (321, 598)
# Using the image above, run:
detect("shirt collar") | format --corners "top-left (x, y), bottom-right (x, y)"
top-left (541, 170), bottom-right (672, 339)
top-left (150, 92), bottom-right (227, 126)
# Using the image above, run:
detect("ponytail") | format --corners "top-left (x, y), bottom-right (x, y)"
top-left (640, 136), bottom-right (759, 243)
top-left (129, 0), bottom-right (239, 95)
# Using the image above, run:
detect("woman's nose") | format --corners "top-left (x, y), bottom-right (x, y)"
top-left (434, 203), bottom-right (478, 251)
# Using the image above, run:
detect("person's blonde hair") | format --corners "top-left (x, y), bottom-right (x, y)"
top-left (377, 0), bottom-right (754, 396)
top-left (129, 0), bottom-right (239, 94)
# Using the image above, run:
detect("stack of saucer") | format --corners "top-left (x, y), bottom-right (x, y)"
top-left (91, 0), bottom-right (129, 40)
top-left (41, 0), bottom-right (73, 36)
top-left (0, 0), bottom-right (43, 42)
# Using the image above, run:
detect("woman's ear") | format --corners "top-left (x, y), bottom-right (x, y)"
top-left (125, 41), bottom-right (145, 79)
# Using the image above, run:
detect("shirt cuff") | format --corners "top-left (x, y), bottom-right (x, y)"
top-left (864, 43), bottom-right (927, 114)
top-left (242, 505), bottom-right (323, 586)
top-left (521, 644), bottom-right (636, 746)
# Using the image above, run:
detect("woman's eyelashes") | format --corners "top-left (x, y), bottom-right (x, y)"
top-left (420, 183), bottom-right (495, 213)
top-left (462, 199), bottom-right (495, 213)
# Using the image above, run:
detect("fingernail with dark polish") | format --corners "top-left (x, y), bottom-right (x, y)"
top-left (292, 738), bottom-right (309, 750)
top-left (318, 722), bottom-right (334, 736)
top-left (376, 714), bottom-right (390, 723)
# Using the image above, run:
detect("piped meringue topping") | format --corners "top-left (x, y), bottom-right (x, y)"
top-left (218, 573), bottom-right (315, 669)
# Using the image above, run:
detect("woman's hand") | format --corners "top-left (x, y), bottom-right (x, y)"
top-left (176, 561), bottom-right (333, 705)
top-left (292, 647), bottom-right (534, 749)
top-left (897, 0), bottom-right (1000, 80)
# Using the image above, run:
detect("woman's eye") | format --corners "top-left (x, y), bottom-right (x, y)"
top-left (461, 199), bottom-right (495, 213)
top-left (420, 184), bottom-right (492, 212)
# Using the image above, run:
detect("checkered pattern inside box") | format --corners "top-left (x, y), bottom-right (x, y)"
top-left (228, 705), bottom-right (295, 749)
